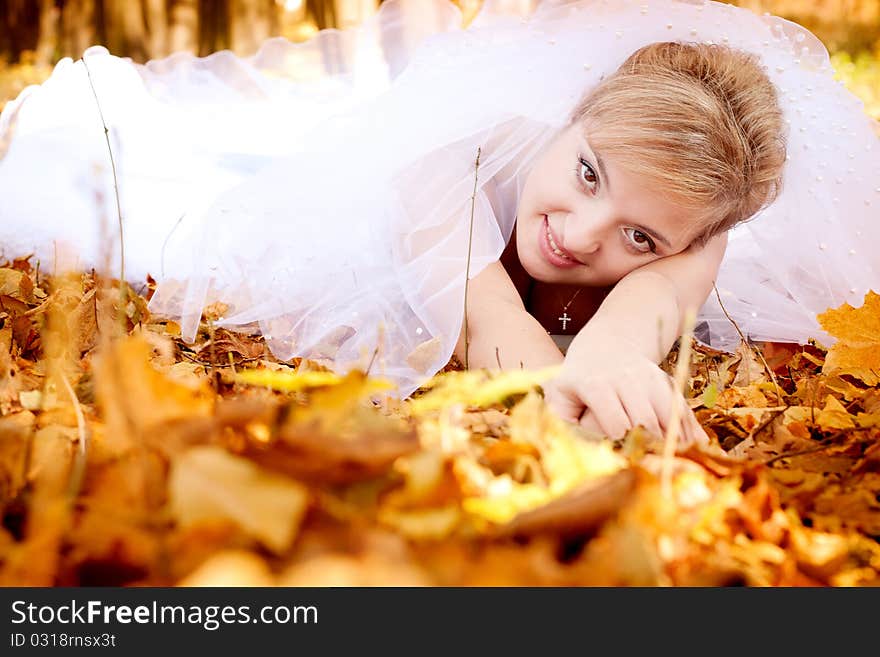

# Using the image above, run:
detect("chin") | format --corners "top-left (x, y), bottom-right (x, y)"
top-left (521, 255), bottom-right (578, 284)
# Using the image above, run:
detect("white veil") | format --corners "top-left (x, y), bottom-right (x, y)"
top-left (2, 0), bottom-right (878, 397)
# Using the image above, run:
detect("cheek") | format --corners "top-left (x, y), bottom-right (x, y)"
top-left (591, 246), bottom-right (641, 283)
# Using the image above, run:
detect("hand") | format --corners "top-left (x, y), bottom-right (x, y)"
top-left (542, 337), bottom-right (707, 445)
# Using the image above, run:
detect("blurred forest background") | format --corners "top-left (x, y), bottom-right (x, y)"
top-left (0, 0), bottom-right (878, 115)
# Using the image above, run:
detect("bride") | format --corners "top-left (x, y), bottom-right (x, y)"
top-left (0, 0), bottom-right (878, 441)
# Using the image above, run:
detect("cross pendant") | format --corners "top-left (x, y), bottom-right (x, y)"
top-left (558, 312), bottom-right (571, 331)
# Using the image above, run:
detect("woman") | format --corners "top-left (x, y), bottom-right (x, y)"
top-left (1, 0), bottom-right (878, 440)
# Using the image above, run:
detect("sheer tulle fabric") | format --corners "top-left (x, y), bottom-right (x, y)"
top-left (1, 0), bottom-right (878, 398)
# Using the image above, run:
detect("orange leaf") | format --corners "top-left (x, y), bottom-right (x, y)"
top-left (818, 291), bottom-right (880, 384)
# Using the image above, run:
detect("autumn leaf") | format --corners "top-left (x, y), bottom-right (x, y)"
top-left (236, 367), bottom-right (394, 397)
top-left (169, 446), bottom-right (309, 555)
top-left (731, 341), bottom-right (767, 387)
top-left (408, 366), bottom-right (561, 415)
top-left (176, 550), bottom-right (275, 587)
top-left (818, 290), bottom-right (880, 385)
top-left (0, 268), bottom-right (34, 304)
top-left (94, 335), bottom-right (213, 451)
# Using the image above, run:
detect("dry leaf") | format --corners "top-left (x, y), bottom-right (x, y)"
top-left (169, 446), bottom-right (309, 555)
top-left (818, 290), bottom-right (880, 385)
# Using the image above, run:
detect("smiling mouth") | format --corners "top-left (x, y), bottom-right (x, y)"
top-left (542, 216), bottom-right (581, 265)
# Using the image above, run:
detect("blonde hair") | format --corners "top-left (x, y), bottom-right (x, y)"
top-left (572, 42), bottom-right (786, 246)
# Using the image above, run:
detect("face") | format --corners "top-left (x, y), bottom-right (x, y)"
top-left (515, 122), bottom-right (699, 286)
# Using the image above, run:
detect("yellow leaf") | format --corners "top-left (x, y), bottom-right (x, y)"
top-left (783, 406), bottom-right (811, 426)
top-left (235, 368), bottom-right (338, 390)
top-left (94, 336), bottom-right (213, 451)
top-left (701, 383), bottom-right (718, 409)
top-left (0, 268), bottom-right (33, 303)
top-left (818, 290), bottom-right (880, 346)
top-left (235, 367), bottom-right (394, 396)
top-left (377, 505), bottom-right (461, 540)
top-left (818, 291), bottom-right (880, 383)
top-left (462, 482), bottom-right (551, 525)
top-left (460, 393), bottom-right (626, 526)
top-left (408, 366), bottom-right (561, 415)
top-left (855, 412), bottom-right (880, 428)
top-left (815, 395), bottom-right (856, 430)
top-left (169, 446), bottom-right (309, 555)
top-left (177, 550), bottom-right (275, 587)
top-left (824, 375), bottom-right (868, 401)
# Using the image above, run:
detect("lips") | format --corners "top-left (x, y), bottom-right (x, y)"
top-left (539, 216), bottom-right (581, 269)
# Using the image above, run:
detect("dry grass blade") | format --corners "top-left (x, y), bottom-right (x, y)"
top-left (661, 308), bottom-right (696, 497)
top-left (462, 146), bottom-right (482, 369)
top-left (59, 372), bottom-right (88, 501)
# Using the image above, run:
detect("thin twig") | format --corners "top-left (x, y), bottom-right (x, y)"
top-left (713, 284), bottom-right (782, 403)
top-left (661, 308), bottom-right (697, 497)
top-left (207, 318), bottom-right (218, 391)
top-left (60, 372), bottom-right (88, 501)
top-left (161, 213), bottom-right (186, 280)
top-left (763, 442), bottom-right (833, 467)
top-left (82, 58), bottom-right (126, 309)
top-left (463, 147), bottom-right (482, 369)
top-left (365, 344), bottom-right (380, 377)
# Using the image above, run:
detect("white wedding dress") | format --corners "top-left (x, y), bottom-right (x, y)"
top-left (1, 0), bottom-right (878, 397)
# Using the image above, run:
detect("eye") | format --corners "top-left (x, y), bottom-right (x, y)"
top-left (576, 157), bottom-right (599, 193)
top-left (622, 227), bottom-right (657, 254)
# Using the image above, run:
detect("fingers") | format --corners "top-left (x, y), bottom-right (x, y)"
top-left (579, 388), bottom-right (631, 439)
top-left (646, 382), bottom-right (706, 446)
top-left (614, 380), bottom-right (663, 439)
top-left (542, 381), bottom-right (586, 424)
top-left (544, 370), bottom-right (708, 445)
top-left (578, 409), bottom-right (603, 435)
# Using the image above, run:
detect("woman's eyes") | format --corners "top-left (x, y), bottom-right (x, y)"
top-left (574, 155), bottom-right (656, 256)
top-left (622, 227), bottom-right (657, 254)
top-left (576, 156), bottom-right (599, 193)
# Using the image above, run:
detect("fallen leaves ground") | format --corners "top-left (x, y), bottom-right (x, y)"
top-left (0, 259), bottom-right (879, 587)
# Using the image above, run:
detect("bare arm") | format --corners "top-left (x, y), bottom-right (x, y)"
top-left (545, 233), bottom-right (728, 441)
top-left (567, 232), bottom-right (728, 363)
top-left (453, 261), bottom-right (564, 371)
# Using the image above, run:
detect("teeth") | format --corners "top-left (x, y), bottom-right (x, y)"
top-left (545, 222), bottom-right (571, 259)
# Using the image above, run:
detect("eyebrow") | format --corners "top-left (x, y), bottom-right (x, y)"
top-left (631, 222), bottom-right (673, 250)
top-left (586, 140), bottom-right (673, 251)
top-left (593, 150), bottom-right (610, 194)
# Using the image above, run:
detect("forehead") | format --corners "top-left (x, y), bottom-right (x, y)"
top-left (567, 124), bottom-right (704, 250)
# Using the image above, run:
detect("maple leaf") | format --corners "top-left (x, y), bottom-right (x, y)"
top-left (818, 290), bottom-right (880, 385)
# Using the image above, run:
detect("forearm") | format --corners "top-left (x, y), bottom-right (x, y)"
top-left (456, 300), bottom-right (564, 371)
top-left (567, 270), bottom-right (684, 365)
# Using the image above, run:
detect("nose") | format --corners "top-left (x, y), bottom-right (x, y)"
top-left (563, 214), bottom-right (604, 257)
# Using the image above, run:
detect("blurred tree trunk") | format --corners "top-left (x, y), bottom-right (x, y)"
top-left (198, 0), bottom-right (230, 55)
top-left (169, 0), bottom-right (199, 54)
top-left (60, 0), bottom-right (96, 58)
top-left (1, 1), bottom-right (38, 62)
top-left (144, 0), bottom-right (168, 59)
top-left (34, 0), bottom-right (59, 65)
top-left (337, 0), bottom-right (378, 29)
top-left (103, 0), bottom-right (149, 61)
top-left (307, 0), bottom-right (337, 31)
top-left (229, 0), bottom-right (276, 55)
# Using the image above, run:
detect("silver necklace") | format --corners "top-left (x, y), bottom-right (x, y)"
top-left (558, 287), bottom-right (582, 331)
